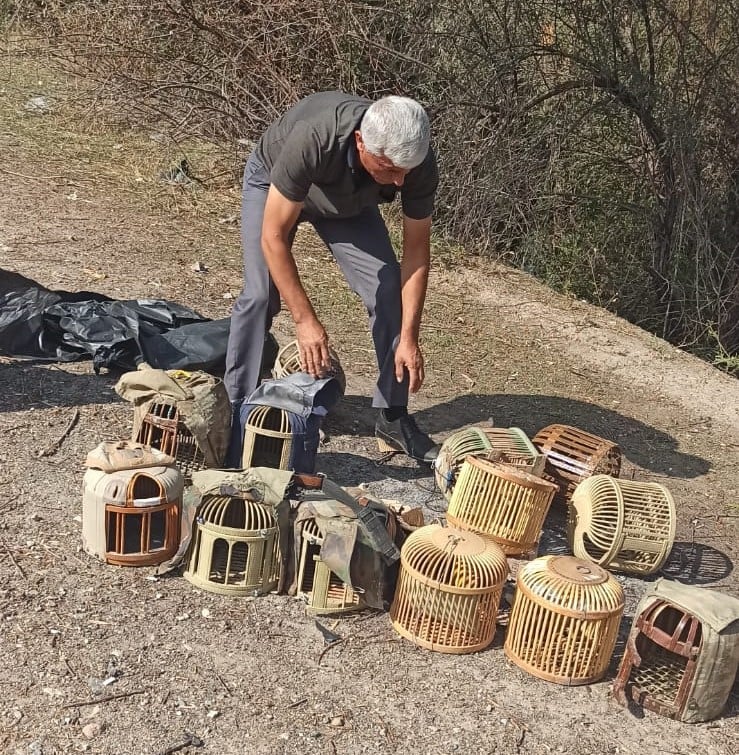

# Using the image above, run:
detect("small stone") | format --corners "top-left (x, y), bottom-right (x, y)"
top-left (81, 723), bottom-right (102, 739)
top-left (206, 710), bottom-right (219, 719)
top-left (201, 608), bottom-right (211, 619)
top-left (330, 716), bottom-right (344, 727)
top-left (29, 513), bottom-right (42, 522)
top-left (175, 613), bottom-right (189, 621)
top-left (279, 733), bottom-right (289, 740)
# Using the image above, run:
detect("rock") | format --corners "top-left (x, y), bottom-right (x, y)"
top-left (330, 716), bottom-right (344, 727)
top-left (82, 723), bottom-right (102, 739)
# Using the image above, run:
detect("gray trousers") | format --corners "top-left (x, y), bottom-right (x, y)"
top-left (224, 153), bottom-right (409, 409)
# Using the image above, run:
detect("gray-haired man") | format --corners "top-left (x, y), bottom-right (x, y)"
top-left (224, 91), bottom-right (439, 464)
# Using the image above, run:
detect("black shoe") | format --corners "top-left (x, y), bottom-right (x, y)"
top-left (375, 412), bottom-right (440, 464)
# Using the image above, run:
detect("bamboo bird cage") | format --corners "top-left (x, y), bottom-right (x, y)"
top-left (447, 457), bottom-right (558, 557)
top-left (434, 426), bottom-right (544, 500)
top-left (570, 475), bottom-right (676, 575)
top-left (241, 405), bottom-right (293, 470)
top-left (272, 339), bottom-right (346, 393)
top-left (390, 524), bottom-right (509, 654)
top-left (184, 494), bottom-right (279, 596)
top-left (504, 555), bottom-right (624, 684)
top-left (533, 424), bottom-right (621, 506)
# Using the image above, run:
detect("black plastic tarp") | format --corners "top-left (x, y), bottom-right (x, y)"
top-left (0, 270), bottom-right (231, 373)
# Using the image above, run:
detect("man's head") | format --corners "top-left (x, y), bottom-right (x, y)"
top-left (355, 95), bottom-right (430, 186)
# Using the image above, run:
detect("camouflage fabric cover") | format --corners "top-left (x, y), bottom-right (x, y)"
top-left (115, 366), bottom-right (231, 468)
top-left (85, 440), bottom-right (175, 473)
top-left (631, 578), bottom-right (739, 723)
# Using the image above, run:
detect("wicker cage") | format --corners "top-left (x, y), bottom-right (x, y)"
top-left (184, 494), bottom-right (279, 596)
top-left (272, 339), bottom-right (346, 393)
top-left (533, 424), bottom-right (622, 506)
top-left (241, 405), bottom-right (293, 470)
top-left (434, 426), bottom-right (545, 500)
top-left (570, 475), bottom-right (676, 575)
top-left (390, 524), bottom-right (509, 654)
top-left (83, 465), bottom-right (182, 567)
top-left (613, 580), bottom-right (739, 723)
top-left (297, 518), bottom-right (363, 615)
top-left (447, 457), bottom-right (558, 557)
top-left (504, 555), bottom-right (625, 684)
top-left (136, 401), bottom-right (205, 484)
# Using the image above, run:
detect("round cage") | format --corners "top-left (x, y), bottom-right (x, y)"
top-left (272, 339), bottom-right (346, 393)
top-left (390, 524), bottom-right (509, 654)
top-left (184, 494), bottom-right (279, 596)
top-left (447, 457), bottom-right (558, 557)
top-left (570, 475), bottom-right (676, 575)
top-left (533, 424), bottom-right (621, 506)
top-left (297, 518), bottom-right (363, 615)
top-left (434, 426), bottom-right (544, 500)
top-left (241, 405), bottom-right (293, 470)
top-left (136, 401), bottom-right (205, 484)
top-left (83, 465), bottom-right (183, 567)
top-left (504, 555), bottom-right (624, 685)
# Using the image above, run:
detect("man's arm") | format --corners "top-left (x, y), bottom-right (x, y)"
top-left (395, 214), bottom-right (432, 393)
top-left (261, 184), bottom-right (331, 377)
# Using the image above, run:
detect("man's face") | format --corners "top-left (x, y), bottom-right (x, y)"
top-left (355, 131), bottom-right (411, 187)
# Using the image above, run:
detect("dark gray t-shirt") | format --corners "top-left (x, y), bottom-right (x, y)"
top-left (254, 91), bottom-right (438, 220)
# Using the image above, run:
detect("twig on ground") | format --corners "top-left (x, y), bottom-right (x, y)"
top-left (159, 732), bottom-right (204, 755)
top-left (61, 689), bottom-right (145, 709)
top-left (0, 535), bottom-right (27, 580)
top-left (318, 639), bottom-right (344, 666)
top-left (285, 698), bottom-right (308, 709)
top-left (37, 408), bottom-right (79, 457)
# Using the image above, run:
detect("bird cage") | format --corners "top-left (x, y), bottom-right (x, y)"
top-left (613, 579), bottom-right (739, 723)
top-left (570, 475), bottom-right (676, 575)
top-left (504, 555), bottom-right (624, 684)
top-left (447, 457), bottom-right (558, 557)
top-left (390, 524), bottom-right (509, 654)
top-left (272, 339), bottom-right (346, 393)
top-left (533, 424), bottom-right (621, 506)
top-left (434, 426), bottom-right (544, 500)
top-left (184, 493), bottom-right (279, 596)
top-left (241, 405), bottom-right (293, 470)
top-left (136, 401), bottom-right (205, 483)
top-left (83, 462), bottom-right (183, 567)
top-left (297, 518), bottom-right (363, 615)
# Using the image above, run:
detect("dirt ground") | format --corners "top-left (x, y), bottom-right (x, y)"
top-left (1, 52), bottom-right (738, 755)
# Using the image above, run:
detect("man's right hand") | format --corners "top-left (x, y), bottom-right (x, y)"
top-left (295, 317), bottom-right (331, 379)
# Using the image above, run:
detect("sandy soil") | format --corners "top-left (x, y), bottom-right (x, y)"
top-left (1, 56), bottom-right (737, 755)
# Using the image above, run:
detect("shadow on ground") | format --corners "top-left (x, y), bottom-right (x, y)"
top-left (328, 392), bottom-right (710, 479)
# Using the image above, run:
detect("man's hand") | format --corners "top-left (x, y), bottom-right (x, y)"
top-left (394, 338), bottom-right (425, 393)
top-left (296, 317), bottom-right (331, 379)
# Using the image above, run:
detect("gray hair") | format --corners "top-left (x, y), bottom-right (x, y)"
top-left (360, 95), bottom-right (431, 169)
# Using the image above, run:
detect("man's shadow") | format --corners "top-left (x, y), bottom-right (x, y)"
top-left (323, 391), bottom-right (711, 482)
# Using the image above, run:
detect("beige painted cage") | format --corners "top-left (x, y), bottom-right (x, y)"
top-left (184, 494), bottom-right (279, 596)
top-left (390, 524), bottom-right (509, 654)
top-left (136, 401), bottom-right (205, 483)
top-left (83, 464), bottom-right (183, 567)
top-left (613, 579), bottom-right (739, 723)
top-left (533, 424), bottom-right (622, 506)
top-left (241, 405), bottom-right (293, 470)
top-left (272, 339), bottom-right (346, 393)
top-left (504, 555), bottom-right (624, 684)
top-left (447, 457), bottom-right (558, 557)
top-left (434, 426), bottom-right (545, 500)
top-left (297, 518), bottom-right (363, 615)
top-left (570, 475), bottom-right (676, 575)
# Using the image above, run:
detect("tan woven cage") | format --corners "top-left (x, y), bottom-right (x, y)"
top-left (136, 401), bottom-right (205, 483)
top-left (570, 475), bottom-right (676, 575)
top-left (184, 494), bottom-right (279, 596)
top-left (297, 518), bottom-right (363, 615)
top-left (272, 339), bottom-right (346, 393)
top-left (390, 524), bottom-right (509, 654)
top-left (504, 555), bottom-right (624, 684)
top-left (241, 405), bottom-right (293, 470)
top-left (613, 580), bottom-right (739, 723)
top-left (447, 457), bottom-right (558, 557)
top-left (83, 465), bottom-right (182, 567)
top-left (533, 424), bottom-right (622, 506)
top-left (434, 426), bottom-right (545, 500)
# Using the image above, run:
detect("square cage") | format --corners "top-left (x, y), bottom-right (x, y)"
top-left (296, 518), bottom-right (362, 615)
top-left (136, 401), bottom-right (205, 483)
top-left (613, 579), bottom-right (739, 722)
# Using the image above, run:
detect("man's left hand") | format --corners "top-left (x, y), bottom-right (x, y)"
top-left (394, 338), bottom-right (425, 393)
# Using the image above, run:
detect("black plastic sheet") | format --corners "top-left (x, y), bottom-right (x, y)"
top-left (0, 270), bottom-right (230, 373)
